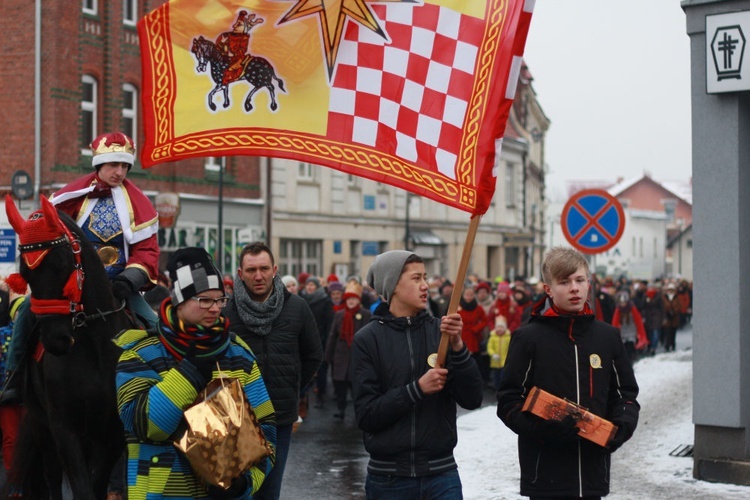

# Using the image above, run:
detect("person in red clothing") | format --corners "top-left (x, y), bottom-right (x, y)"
top-left (215, 10), bottom-right (264, 85)
top-left (676, 280), bottom-right (692, 329)
top-left (458, 287), bottom-right (487, 379)
top-left (611, 291), bottom-right (648, 364)
top-left (489, 282), bottom-right (521, 333)
top-left (50, 132), bottom-right (159, 326)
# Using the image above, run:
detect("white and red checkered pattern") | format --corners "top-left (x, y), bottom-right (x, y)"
top-left (327, 3), bottom-right (484, 180)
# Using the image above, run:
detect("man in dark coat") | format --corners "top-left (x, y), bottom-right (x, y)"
top-left (497, 247), bottom-right (640, 498)
top-left (225, 242), bottom-right (322, 500)
top-left (303, 276), bottom-right (334, 408)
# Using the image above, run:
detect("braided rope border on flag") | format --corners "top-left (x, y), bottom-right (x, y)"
top-left (172, 131), bottom-right (461, 204)
top-left (142, 4), bottom-right (176, 162)
top-left (458, 0), bottom-right (508, 188)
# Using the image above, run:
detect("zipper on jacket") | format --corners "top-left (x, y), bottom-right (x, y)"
top-left (406, 321), bottom-right (417, 477)
top-left (573, 322), bottom-right (583, 497)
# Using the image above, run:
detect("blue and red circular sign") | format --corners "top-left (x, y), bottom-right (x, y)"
top-left (561, 189), bottom-right (625, 255)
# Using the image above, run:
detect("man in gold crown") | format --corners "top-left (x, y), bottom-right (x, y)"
top-left (2, 132), bottom-right (159, 416)
top-left (50, 132), bottom-right (160, 327)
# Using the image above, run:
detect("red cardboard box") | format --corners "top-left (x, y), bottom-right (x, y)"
top-left (521, 386), bottom-right (618, 447)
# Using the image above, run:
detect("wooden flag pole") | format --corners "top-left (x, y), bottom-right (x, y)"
top-left (435, 214), bottom-right (482, 368)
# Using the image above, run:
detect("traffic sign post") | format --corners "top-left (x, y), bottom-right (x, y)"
top-left (560, 189), bottom-right (625, 255)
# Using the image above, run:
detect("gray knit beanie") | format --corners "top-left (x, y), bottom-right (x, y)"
top-left (366, 250), bottom-right (415, 303)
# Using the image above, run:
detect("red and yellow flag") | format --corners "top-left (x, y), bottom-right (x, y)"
top-left (139, 0), bottom-right (534, 214)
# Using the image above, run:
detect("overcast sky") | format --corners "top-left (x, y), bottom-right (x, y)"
top-left (522, 1), bottom-right (692, 202)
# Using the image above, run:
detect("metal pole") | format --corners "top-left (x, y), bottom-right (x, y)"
top-left (404, 192), bottom-right (410, 250)
top-left (217, 159), bottom-right (224, 273)
top-left (34, 0), bottom-right (41, 206)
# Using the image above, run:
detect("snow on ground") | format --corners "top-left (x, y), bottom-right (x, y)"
top-left (455, 327), bottom-right (750, 499)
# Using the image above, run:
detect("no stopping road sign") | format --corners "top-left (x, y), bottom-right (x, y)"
top-left (561, 189), bottom-right (625, 255)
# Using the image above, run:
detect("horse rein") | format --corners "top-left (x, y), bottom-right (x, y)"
top-left (19, 230), bottom-right (125, 329)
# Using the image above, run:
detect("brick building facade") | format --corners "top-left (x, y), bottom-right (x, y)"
top-left (0, 0), bottom-right (263, 274)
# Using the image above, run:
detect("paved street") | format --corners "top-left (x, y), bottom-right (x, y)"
top-left (281, 383), bottom-right (500, 498)
top-left (281, 326), bottom-right (695, 499)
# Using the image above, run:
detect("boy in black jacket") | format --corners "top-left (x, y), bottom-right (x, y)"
top-left (497, 247), bottom-right (640, 499)
top-left (351, 250), bottom-right (483, 499)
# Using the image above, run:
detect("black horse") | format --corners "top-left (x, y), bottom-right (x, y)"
top-left (191, 35), bottom-right (286, 112)
top-left (4, 195), bottom-right (127, 500)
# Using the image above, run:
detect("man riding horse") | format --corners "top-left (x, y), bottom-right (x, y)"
top-left (3, 132), bottom-right (160, 400)
top-left (216, 10), bottom-right (264, 86)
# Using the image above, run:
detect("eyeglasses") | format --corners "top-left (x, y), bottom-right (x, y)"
top-left (190, 296), bottom-right (229, 309)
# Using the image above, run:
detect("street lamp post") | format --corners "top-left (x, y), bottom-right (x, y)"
top-left (404, 192), bottom-right (412, 251)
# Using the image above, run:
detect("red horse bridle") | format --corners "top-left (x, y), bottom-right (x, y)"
top-left (19, 230), bottom-right (85, 318)
top-left (5, 195), bottom-right (125, 329)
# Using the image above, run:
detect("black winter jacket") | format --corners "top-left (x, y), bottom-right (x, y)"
top-left (226, 289), bottom-right (322, 426)
top-left (497, 298), bottom-right (640, 497)
top-left (351, 306), bottom-right (483, 477)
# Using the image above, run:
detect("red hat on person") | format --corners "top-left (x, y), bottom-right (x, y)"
top-left (343, 281), bottom-right (362, 301)
top-left (90, 132), bottom-right (136, 169)
top-left (496, 282), bottom-right (511, 293)
top-left (327, 273), bottom-right (339, 284)
top-left (475, 282), bottom-right (491, 294)
top-left (297, 272), bottom-right (309, 286)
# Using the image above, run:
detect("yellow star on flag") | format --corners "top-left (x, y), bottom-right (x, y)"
top-left (280, 0), bottom-right (416, 79)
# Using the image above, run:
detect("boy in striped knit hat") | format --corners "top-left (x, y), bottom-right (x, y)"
top-left (114, 247), bottom-right (276, 499)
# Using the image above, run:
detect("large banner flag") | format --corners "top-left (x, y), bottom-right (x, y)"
top-left (139, 0), bottom-right (534, 215)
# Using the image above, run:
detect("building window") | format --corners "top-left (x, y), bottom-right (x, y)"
top-left (663, 199), bottom-right (677, 224)
top-left (123, 0), bottom-right (137, 26)
top-left (122, 84), bottom-right (137, 144)
top-left (347, 174), bottom-right (360, 187)
top-left (298, 162), bottom-right (315, 181)
top-left (278, 239), bottom-right (321, 277)
top-left (364, 195), bottom-right (376, 211)
top-left (82, 75), bottom-right (98, 154)
top-left (205, 156), bottom-right (226, 173)
top-left (505, 163), bottom-right (516, 207)
top-left (83, 0), bottom-right (97, 16)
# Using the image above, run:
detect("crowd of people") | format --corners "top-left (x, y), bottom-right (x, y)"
top-left (0, 129), bottom-right (695, 500)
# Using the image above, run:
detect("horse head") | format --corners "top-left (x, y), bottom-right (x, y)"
top-left (6, 195), bottom-right (83, 355)
top-left (192, 36), bottom-right (209, 72)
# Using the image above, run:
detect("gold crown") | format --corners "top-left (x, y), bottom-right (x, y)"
top-left (92, 134), bottom-right (135, 156)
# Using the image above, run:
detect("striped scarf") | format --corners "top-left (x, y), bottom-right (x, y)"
top-left (156, 300), bottom-right (230, 361)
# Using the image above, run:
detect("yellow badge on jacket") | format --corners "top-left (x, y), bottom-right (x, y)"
top-left (589, 354), bottom-right (602, 369)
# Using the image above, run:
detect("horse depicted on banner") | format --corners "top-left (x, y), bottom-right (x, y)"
top-left (191, 11), bottom-right (285, 113)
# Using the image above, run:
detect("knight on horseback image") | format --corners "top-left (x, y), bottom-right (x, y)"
top-left (192, 10), bottom-right (286, 112)
top-left (216, 10), bottom-right (262, 86)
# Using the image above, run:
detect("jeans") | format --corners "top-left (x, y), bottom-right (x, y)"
top-left (648, 328), bottom-right (661, 352)
top-left (490, 368), bottom-right (504, 391)
top-left (254, 423), bottom-right (292, 500)
top-left (365, 469), bottom-right (463, 500)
